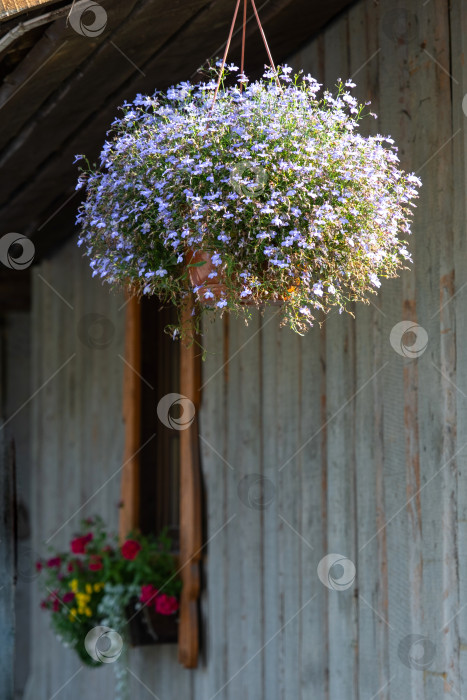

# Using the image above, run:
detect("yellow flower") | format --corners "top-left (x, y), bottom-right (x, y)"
top-left (93, 582), bottom-right (104, 592)
top-left (69, 608), bottom-right (78, 621)
top-left (84, 607), bottom-right (92, 617)
top-left (69, 579), bottom-right (78, 592)
top-left (85, 584), bottom-right (93, 595)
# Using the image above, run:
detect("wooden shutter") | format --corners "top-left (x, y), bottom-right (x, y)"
top-left (178, 303), bottom-right (201, 668)
top-left (119, 297), bottom-right (201, 668)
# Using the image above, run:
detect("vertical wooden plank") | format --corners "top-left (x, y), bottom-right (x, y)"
top-left (288, 38), bottom-right (329, 700)
top-left (58, 240), bottom-right (79, 696)
top-left (237, 311), bottom-right (263, 700)
top-left (261, 307), bottom-right (280, 700)
top-left (29, 258), bottom-right (43, 699)
top-left (297, 324), bottom-right (328, 700)
top-left (322, 15), bottom-right (358, 700)
top-left (0, 434), bottom-right (16, 700)
top-left (377, 3), bottom-right (420, 698)
top-left (42, 255), bottom-right (62, 699)
top-left (196, 314), bottom-right (227, 698)
top-left (350, 2), bottom-right (390, 699)
top-left (450, 2), bottom-right (467, 698)
top-left (5, 313), bottom-right (32, 699)
top-left (179, 301), bottom-right (202, 669)
top-left (276, 329), bottom-right (302, 700)
top-left (223, 311), bottom-right (243, 700)
top-left (401, 1), bottom-right (453, 698)
top-left (219, 310), bottom-right (263, 700)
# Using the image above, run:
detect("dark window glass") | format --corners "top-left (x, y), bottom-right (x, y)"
top-left (139, 299), bottom-right (180, 550)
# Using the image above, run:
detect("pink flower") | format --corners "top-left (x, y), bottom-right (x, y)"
top-left (121, 539), bottom-right (141, 561)
top-left (70, 533), bottom-right (93, 554)
top-left (140, 584), bottom-right (158, 605)
top-left (35, 561), bottom-right (43, 572)
top-left (46, 557), bottom-right (61, 568)
top-left (155, 594), bottom-right (179, 616)
top-left (89, 555), bottom-right (103, 571)
top-left (62, 592), bottom-right (75, 604)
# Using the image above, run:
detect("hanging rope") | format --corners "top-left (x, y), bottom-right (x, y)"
top-left (209, 0), bottom-right (242, 111)
top-left (249, 0), bottom-right (279, 83)
top-left (210, 0), bottom-right (280, 111)
top-left (240, 0), bottom-right (247, 92)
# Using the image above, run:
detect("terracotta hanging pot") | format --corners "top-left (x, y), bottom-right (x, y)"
top-left (186, 249), bottom-right (227, 304)
top-left (185, 249), bottom-right (286, 306)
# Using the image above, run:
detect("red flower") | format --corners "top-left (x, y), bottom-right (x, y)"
top-left (121, 539), bottom-right (141, 561)
top-left (47, 591), bottom-right (61, 612)
top-left (62, 592), bottom-right (75, 604)
top-left (140, 584), bottom-right (158, 605)
top-left (40, 600), bottom-right (48, 609)
top-left (35, 561), bottom-right (43, 572)
top-left (89, 555), bottom-right (103, 571)
top-left (70, 533), bottom-right (93, 554)
top-left (46, 557), bottom-right (61, 568)
top-left (67, 558), bottom-right (83, 573)
top-left (155, 594), bottom-right (179, 616)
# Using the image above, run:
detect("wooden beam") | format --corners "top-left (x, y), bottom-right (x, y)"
top-left (178, 301), bottom-right (202, 669)
top-left (119, 294), bottom-right (141, 541)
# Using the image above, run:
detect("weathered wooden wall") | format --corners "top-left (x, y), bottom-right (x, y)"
top-left (23, 0), bottom-right (467, 698)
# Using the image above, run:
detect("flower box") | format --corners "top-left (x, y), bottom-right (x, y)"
top-left (36, 518), bottom-right (182, 664)
top-left (126, 598), bottom-right (178, 645)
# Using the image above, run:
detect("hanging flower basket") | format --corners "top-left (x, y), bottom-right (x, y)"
top-left (76, 64), bottom-right (421, 340)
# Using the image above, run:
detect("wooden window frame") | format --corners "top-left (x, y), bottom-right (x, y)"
top-left (119, 296), bottom-right (201, 668)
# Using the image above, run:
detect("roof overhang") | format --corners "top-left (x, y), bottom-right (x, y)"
top-left (0, 0), bottom-right (355, 265)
